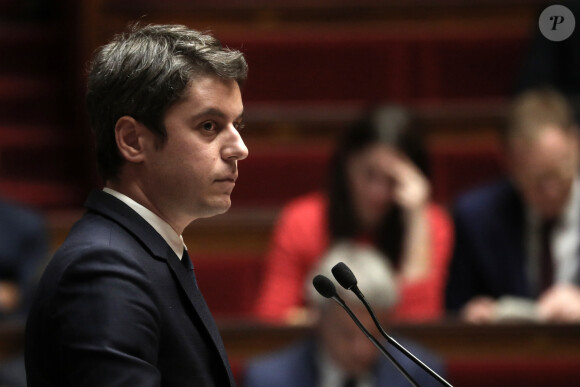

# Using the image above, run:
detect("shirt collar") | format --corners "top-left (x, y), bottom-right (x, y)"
top-left (317, 346), bottom-right (345, 387)
top-left (103, 188), bottom-right (186, 259)
top-left (561, 176), bottom-right (580, 227)
top-left (316, 344), bottom-right (373, 387)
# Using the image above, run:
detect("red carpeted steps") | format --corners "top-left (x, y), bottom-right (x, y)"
top-left (0, 5), bottom-right (88, 209)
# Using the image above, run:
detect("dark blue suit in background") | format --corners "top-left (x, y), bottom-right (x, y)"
top-left (0, 199), bottom-right (47, 387)
top-left (0, 199), bottom-right (47, 320)
top-left (25, 190), bottom-right (235, 386)
top-left (243, 337), bottom-right (445, 387)
top-left (445, 179), bottom-right (534, 311)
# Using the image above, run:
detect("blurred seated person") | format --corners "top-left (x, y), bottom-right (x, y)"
top-left (255, 106), bottom-right (453, 324)
top-left (0, 198), bottom-right (47, 320)
top-left (446, 88), bottom-right (580, 323)
top-left (0, 198), bottom-right (48, 387)
top-left (245, 242), bottom-right (445, 387)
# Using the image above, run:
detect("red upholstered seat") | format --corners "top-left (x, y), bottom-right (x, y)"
top-left (195, 254), bottom-right (265, 319)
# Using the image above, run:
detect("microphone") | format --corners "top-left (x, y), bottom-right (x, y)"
top-left (332, 262), bottom-right (453, 387)
top-left (312, 275), bottom-right (419, 387)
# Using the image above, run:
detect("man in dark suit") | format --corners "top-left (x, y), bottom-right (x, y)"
top-left (25, 24), bottom-right (248, 386)
top-left (245, 242), bottom-right (446, 387)
top-left (446, 88), bottom-right (580, 323)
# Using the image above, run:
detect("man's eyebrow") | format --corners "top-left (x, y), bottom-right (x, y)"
top-left (190, 108), bottom-right (244, 121)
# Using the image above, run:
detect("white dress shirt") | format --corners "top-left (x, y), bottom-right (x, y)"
top-left (103, 187), bottom-right (186, 260)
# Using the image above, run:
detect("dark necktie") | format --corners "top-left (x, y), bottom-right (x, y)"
top-left (343, 377), bottom-right (357, 387)
top-left (539, 218), bottom-right (556, 294)
top-left (181, 248), bottom-right (198, 288)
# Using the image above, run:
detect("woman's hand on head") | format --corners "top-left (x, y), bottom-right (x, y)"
top-left (389, 155), bottom-right (430, 212)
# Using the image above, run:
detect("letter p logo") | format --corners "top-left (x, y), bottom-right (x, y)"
top-left (540, 5), bottom-right (575, 41)
top-left (550, 15), bottom-right (566, 30)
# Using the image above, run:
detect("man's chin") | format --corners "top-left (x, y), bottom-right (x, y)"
top-left (196, 198), bottom-right (232, 219)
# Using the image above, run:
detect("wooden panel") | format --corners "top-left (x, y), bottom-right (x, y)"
top-left (5, 318), bottom-right (580, 360)
top-left (219, 320), bottom-right (580, 361)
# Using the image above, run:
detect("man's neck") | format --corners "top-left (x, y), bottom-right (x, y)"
top-left (104, 180), bottom-right (190, 235)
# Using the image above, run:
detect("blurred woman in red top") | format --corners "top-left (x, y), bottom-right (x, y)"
top-left (255, 106), bottom-right (453, 324)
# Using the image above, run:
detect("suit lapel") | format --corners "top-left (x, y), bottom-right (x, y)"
top-left (166, 253), bottom-right (235, 385)
top-left (84, 190), bottom-right (235, 386)
top-left (502, 182), bottom-right (531, 296)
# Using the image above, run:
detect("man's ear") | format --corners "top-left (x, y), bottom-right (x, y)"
top-left (114, 116), bottom-right (147, 163)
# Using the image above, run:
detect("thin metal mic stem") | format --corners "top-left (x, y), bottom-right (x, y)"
top-left (331, 295), bottom-right (419, 387)
top-left (354, 290), bottom-right (452, 387)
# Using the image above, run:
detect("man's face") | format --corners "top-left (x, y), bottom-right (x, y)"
top-left (509, 125), bottom-right (579, 218)
top-left (141, 75), bottom-right (248, 227)
top-left (318, 303), bottom-right (382, 376)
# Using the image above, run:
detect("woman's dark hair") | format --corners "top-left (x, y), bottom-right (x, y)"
top-left (327, 105), bottom-right (430, 268)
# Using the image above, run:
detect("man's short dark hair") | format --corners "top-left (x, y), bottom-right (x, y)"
top-left (86, 23), bottom-right (248, 181)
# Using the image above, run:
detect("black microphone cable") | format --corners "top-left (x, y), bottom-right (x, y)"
top-left (312, 274), bottom-right (419, 387)
top-left (331, 262), bottom-right (453, 387)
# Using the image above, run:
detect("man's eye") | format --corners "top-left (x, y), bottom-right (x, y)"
top-left (234, 122), bottom-right (245, 131)
top-left (202, 122), bottom-right (215, 131)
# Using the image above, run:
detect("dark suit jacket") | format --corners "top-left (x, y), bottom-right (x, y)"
top-left (25, 190), bottom-right (235, 386)
top-left (445, 179), bottom-right (535, 311)
top-left (243, 337), bottom-right (445, 387)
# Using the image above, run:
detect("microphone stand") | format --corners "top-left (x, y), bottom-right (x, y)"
top-left (330, 262), bottom-right (452, 386)
top-left (353, 288), bottom-right (452, 387)
top-left (330, 295), bottom-right (420, 387)
top-left (312, 275), bottom-right (419, 386)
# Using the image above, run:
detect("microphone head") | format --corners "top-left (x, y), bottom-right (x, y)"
top-left (312, 274), bottom-right (337, 299)
top-left (332, 262), bottom-right (358, 290)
